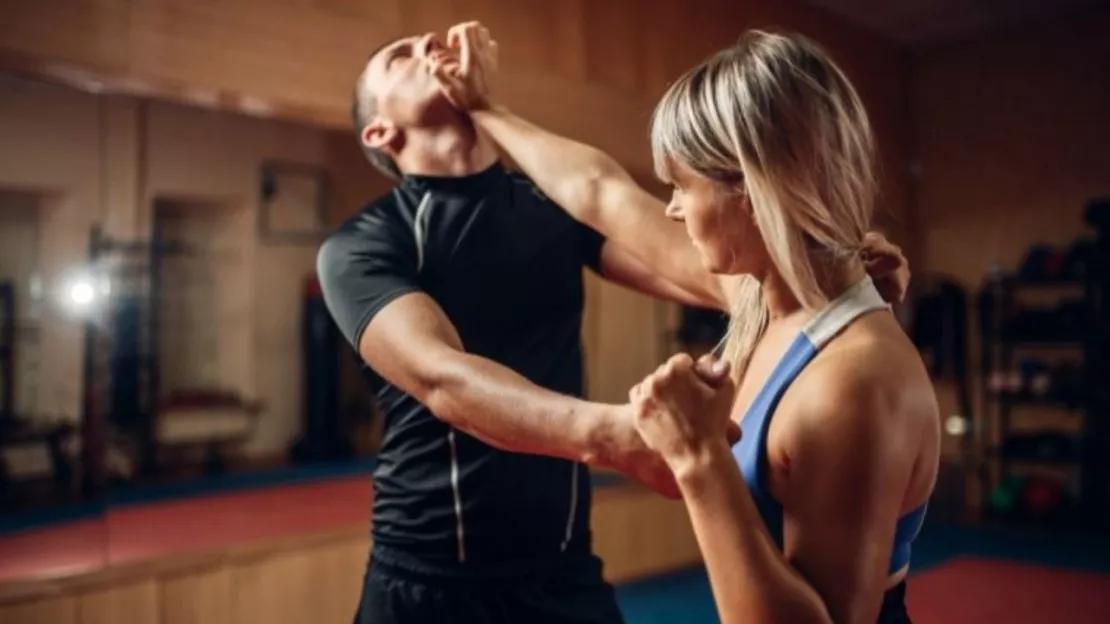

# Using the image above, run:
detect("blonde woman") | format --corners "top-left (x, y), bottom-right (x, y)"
top-left (435, 23), bottom-right (938, 624)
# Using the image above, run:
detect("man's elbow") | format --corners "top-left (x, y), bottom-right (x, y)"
top-left (410, 358), bottom-right (471, 427)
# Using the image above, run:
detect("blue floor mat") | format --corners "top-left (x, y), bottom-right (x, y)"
top-left (613, 520), bottom-right (1110, 624)
top-left (616, 567), bottom-right (717, 624)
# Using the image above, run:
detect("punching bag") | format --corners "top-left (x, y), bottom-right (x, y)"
top-left (291, 277), bottom-right (347, 462)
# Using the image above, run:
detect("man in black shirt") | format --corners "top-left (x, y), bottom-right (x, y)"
top-left (319, 31), bottom-right (909, 624)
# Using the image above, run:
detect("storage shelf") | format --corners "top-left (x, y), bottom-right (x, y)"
top-left (976, 264), bottom-right (1109, 531)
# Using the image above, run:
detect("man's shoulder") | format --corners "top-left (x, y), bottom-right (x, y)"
top-left (317, 190), bottom-right (414, 273)
top-left (335, 189), bottom-right (409, 232)
top-left (502, 168), bottom-right (557, 205)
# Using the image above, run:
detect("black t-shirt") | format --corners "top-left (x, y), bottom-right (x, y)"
top-left (317, 162), bottom-right (606, 565)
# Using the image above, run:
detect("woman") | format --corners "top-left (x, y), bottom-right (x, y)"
top-left (436, 24), bottom-right (939, 624)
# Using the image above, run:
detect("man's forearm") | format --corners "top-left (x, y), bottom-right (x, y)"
top-left (422, 349), bottom-right (626, 467)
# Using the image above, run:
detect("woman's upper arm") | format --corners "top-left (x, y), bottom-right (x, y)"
top-left (778, 365), bottom-right (914, 624)
top-left (597, 242), bottom-right (723, 309)
top-left (592, 174), bottom-right (726, 309)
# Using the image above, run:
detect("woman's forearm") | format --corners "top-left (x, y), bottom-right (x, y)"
top-left (674, 443), bottom-right (832, 624)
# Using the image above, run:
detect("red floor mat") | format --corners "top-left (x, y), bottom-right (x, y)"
top-left (907, 557), bottom-right (1110, 623)
top-left (0, 476), bottom-right (372, 582)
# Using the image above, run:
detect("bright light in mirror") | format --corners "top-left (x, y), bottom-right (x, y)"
top-left (945, 415), bottom-right (967, 437)
top-left (57, 267), bottom-right (108, 317)
top-left (69, 281), bottom-right (95, 306)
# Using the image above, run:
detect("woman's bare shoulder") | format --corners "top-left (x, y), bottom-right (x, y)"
top-left (778, 314), bottom-right (937, 447)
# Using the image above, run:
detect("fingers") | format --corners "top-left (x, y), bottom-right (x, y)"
top-left (860, 231), bottom-right (911, 304)
top-left (461, 26), bottom-right (476, 75)
top-left (861, 231), bottom-right (905, 266)
top-left (641, 353), bottom-right (691, 398)
top-left (725, 420), bottom-right (742, 446)
top-left (430, 59), bottom-right (464, 104)
top-left (663, 353), bottom-right (695, 378)
top-left (629, 381), bottom-right (643, 404)
top-left (695, 354), bottom-right (731, 386)
top-left (488, 40), bottom-right (500, 69)
top-left (445, 21), bottom-right (491, 75)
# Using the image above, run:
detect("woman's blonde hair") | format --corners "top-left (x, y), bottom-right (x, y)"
top-left (650, 30), bottom-right (877, 378)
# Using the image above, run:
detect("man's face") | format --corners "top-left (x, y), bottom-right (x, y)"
top-left (363, 33), bottom-right (458, 128)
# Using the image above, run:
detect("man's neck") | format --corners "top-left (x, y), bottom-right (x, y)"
top-left (395, 117), bottom-right (498, 178)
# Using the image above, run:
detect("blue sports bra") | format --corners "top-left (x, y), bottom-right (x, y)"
top-left (731, 276), bottom-right (927, 574)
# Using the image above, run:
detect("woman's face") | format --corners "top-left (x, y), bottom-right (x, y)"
top-left (664, 160), bottom-right (766, 276)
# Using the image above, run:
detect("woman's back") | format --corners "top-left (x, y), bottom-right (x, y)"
top-left (733, 292), bottom-right (939, 580)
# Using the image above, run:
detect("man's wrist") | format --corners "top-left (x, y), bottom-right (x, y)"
top-left (580, 403), bottom-right (633, 468)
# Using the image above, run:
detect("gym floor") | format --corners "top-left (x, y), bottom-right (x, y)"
top-left (2, 467), bottom-right (1108, 623)
top-left (616, 523), bottom-right (1110, 623)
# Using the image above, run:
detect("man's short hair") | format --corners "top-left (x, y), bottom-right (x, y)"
top-left (352, 39), bottom-right (404, 182)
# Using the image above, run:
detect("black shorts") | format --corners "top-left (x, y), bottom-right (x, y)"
top-left (354, 544), bottom-right (626, 624)
top-left (877, 581), bottom-right (912, 624)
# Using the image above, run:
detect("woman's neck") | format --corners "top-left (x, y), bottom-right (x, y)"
top-left (760, 259), bottom-right (867, 322)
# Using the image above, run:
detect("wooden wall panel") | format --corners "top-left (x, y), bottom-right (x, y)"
top-left (0, 596), bottom-right (77, 624)
top-left (548, 0), bottom-right (589, 81)
top-left (127, 0), bottom-right (379, 113)
top-left (0, 0), bottom-right (129, 73)
top-left (591, 485), bottom-right (701, 582)
top-left (230, 541), bottom-right (364, 624)
top-left (78, 579), bottom-right (159, 624)
top-left (582, 0), bottom-right (645, 93)
top-left (161, 567), bottom-right (232, 624)
top-left (914, 9), bottom-right (1110, 286)
top-left (2, 0), bottom-right (911, 190)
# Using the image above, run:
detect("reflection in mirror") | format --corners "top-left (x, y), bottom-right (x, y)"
top-left (0, 77), bottom-right (110, 585)
top-left (0, 71), bottom-right (390, 594)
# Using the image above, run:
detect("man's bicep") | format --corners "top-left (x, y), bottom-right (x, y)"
top-left (357, 292), bottom-right (465, 399)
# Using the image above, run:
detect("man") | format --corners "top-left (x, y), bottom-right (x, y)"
top-left (318, 30), bottom-right (910, 624)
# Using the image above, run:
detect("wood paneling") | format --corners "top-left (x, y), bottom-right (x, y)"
top-left (161, 567), bottom-right (231, 624)
top-left (229, 540), bottom-right (364, 624)
top-left (78, 580), bottom-right (159, 624)
top-left (0, 483), bottom-right (698, 623)
top-left (582, 0), bottom-right (645, 93)
top-left (915, 9), bottom-right (1110, 286)
top-left (0, 596), bottom-right (77, 624)
top-left (0, 0), bottom-right (130, 74)
top-left (591, 484), bottom-right (701, 582)
top-left (1, 0), bottom-right (911, 187)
